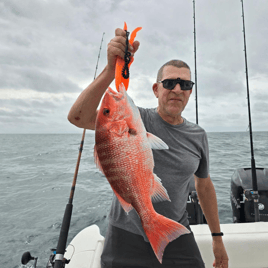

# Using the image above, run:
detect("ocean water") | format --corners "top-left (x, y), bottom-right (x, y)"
top-left (1, 131), bottom-right (268, 268)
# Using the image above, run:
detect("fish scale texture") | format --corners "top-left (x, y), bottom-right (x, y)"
top-left (97, 129), bottom-right (153, 203)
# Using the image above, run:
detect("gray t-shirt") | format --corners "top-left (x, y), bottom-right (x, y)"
top-left (108, 107), bottom-right (209, 242)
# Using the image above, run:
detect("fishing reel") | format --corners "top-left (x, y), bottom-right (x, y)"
top-left (21, 252), bottom-right (38, 268)
top-left (21, 249), bottom-right (70, 268)
top-left (244, 189), bottom-right (259, 202)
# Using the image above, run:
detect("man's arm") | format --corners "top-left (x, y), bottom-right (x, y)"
top-left (195, 175), bottom-right (229, 268)
top-left (68, 66), bottom-right (114, 130)
top-left (68, 28), bottom-right (140, 130)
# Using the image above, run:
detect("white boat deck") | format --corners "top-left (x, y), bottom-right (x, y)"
top-left (191, 222), bottom-right (268, 268)
top-left (65, 222), bottom-right (268, 268)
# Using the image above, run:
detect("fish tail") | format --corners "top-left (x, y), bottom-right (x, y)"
top-left (143, 214), bottom-right (190, 263)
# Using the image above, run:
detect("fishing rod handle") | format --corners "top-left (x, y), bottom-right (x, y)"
top-left (54, 203), bottom-right (73, 267)
top-left (54, 259), bottom-right (65, 268)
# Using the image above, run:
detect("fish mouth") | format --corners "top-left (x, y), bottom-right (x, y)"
top-left (107, 87), bottom-right (118, 95)
top-left (107, 85), bottom-right (125, 100)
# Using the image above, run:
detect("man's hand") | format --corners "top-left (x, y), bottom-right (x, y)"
top-left (107, 28), bottom-right (140, 73)
top-left (212, 238), bottom-right (229, 268)
top-left (195, 175), bottom-right (229, 268)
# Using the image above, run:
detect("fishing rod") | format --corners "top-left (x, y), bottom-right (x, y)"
top-left (190, 0), bottom-right (204, 225)
top-left (53, 31), bottom-right (105, 268)
top-left (193, 0), bottom-right (198, 125)
top-left (240, 0), bottom-right (260, 222)
top-left (21, 32), bottom-right (105, 268)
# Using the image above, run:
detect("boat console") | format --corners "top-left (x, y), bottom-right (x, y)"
top-left (231, 167), bottom-right (268, 223)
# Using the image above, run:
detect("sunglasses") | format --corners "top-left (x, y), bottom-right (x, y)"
top-left (158, 78), bottom-right (194, 91)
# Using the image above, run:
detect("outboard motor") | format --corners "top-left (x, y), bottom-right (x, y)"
top-left (231, 167), bottom-right (268, 223)
top-left (186, 176), bottom-right (206, 225)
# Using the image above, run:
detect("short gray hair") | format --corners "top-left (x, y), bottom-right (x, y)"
top-left (157, 59), bottom-right (191, 82)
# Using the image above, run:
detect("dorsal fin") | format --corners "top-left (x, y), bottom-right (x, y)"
top-left (151, 174), bottom-right (171, 203)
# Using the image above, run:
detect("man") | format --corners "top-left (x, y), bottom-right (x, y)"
top-left (68, 28), bottom-right (229, 268)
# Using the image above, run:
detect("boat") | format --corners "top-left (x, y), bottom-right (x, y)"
top-left (61, 168), bottom-right (268, 268)
top-left (60, 221), bottom-right (268, 268)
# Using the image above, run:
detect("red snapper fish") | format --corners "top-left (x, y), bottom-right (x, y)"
top-left (94, 84), bottom-right (190, 263)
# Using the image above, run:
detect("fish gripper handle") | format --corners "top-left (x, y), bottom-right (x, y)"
top-left (122, 30), bottom-right (131, 79)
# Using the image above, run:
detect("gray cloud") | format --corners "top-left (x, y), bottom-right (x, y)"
top-left (0, 0), bottom-right (268, 133)
top-left (0, 98), bottom-right (58, 110)
top-left (0, 66), bottom-right (82, 92)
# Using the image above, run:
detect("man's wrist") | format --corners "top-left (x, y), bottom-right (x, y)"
top-left (104, 65), bottom-right (116, 79)
top-left (212, 232), bottom-right (224, 237)
top-left (212, 235), bottom-right (223, 242)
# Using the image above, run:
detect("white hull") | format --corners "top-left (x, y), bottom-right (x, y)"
top-left (64, 222), bottom-right (268, 268)
top-left (65, 225), bottom-right (104, 268)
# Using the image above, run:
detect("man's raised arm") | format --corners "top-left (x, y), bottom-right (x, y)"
top-left (68, 28), bottom-right (140, 130)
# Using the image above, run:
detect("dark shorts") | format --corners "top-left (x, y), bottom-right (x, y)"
top-left (101, 224), bottom-right (205, 268)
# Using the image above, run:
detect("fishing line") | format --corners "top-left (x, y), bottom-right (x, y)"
top-left (241, 0), bottom-right (260, 222)
top-left (193, 0), bottom-right (198, 125)
top-left (69, 31), bottom-right (105, 202)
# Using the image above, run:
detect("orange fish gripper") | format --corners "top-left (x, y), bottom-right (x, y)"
top-left (115, 22), bottom-right (142, 92)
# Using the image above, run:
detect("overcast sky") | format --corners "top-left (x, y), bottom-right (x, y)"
top-left (1, 0), bottom-right (268, 133)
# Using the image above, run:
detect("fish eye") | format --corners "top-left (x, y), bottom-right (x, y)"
top-left (103, 108), bottom-right (110, 116)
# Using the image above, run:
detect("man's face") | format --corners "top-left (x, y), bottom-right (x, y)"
top-left (153, 65), bottom-right (192, 124)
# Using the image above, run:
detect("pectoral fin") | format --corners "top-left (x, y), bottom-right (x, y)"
top-left (147, 133), bottom-right (169, 150)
